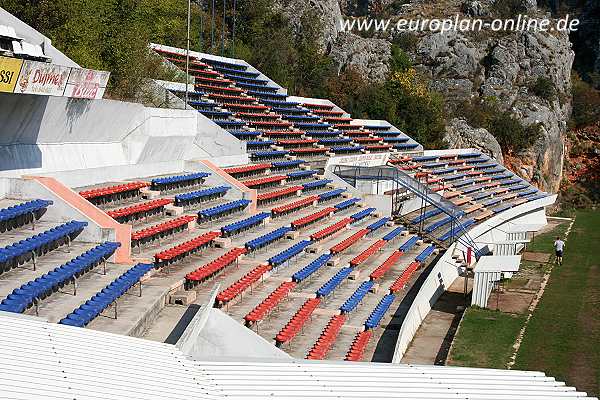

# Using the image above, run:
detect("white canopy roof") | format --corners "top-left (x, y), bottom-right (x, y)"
top-left (0, 311), bottom-right (595, 400)
top-left (474, 255), bottom-right (522, 272)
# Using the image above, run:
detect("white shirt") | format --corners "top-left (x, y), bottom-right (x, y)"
top-left (554, 240), bottom-right (565, 252)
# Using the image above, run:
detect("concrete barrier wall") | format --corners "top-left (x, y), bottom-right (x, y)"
top-left (391, 195), bottom-right (556, 363)
top-left (0, 93), bottom-right (247, 177)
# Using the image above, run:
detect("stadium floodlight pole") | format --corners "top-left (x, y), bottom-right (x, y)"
top-left (199, 1), bottom-right (203, 52)
top-left (232, 0), bottom-right (236, 57)
top-left (221, 0), bottom-right (226, 56)
top-left (185, 0), bottom-right (191, 109)
top-left (211, 0), bottom-right (216, 50)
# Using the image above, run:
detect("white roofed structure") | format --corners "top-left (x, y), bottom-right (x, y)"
top-left (0, 311), bottom-right (596, 400)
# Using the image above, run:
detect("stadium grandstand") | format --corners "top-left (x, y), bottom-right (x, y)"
top-left (0, 8), bottom-right (595, 400)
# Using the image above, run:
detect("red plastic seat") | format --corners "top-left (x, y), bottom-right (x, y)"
top-left (345, 330), bottom-right (373, 361)
top-left (106, 198), bottom-right (173, 220)
top-left (370, 250), bottom-right (404, 280)
top-left (154, 231), bottom-right (220, 265)
top-left (244, 281), bottom-right (297, 322)
top-left (131, 215), bottom-right (196, 241)
top-left (275, 298), bottom-right (321, 344)
top-left (291, 207), bottom-right (335, 229)
top-left (306, 314), bottom-right (346, 360)
top-left (79, 181), bottom-right (150, 200)
top-left (310, 218), bottom-right (353, 241)
top-left (349, 239), bottom-right (386, 267)
top-left (257, 186), bottom-right (303, 202)
top-left (389, 261), bottom-right (421, 292)
top-left (216, 264), bottom-right (270, 304)
top-left (330, 228), bottom-right (370, 254)
top-left (241, 175), bottom-right (287, 188)
top-left (271, 196), bottom-right (318, 216)
top-left (223, 163), bottom-right (271, 176)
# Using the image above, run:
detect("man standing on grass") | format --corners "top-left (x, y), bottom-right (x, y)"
top-left (554, 236), bottom-right (565, 265)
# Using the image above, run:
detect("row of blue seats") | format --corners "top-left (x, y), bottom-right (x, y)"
top-left (331, 146), bottom-right (364, 153)
top-left (306, 131), bottom-right (341, 137)
top-left (268, 240), bottom-right (312, 267)
top-left (382, 227), bottom-right (405, 242)
top-left (271, 160), bottom-right (306, 169)
top-left (382, 137), bottom-right (410, 143)
top-left (340, 280), bottom-right (375, 313)
top-left (261, 99), bottom-right (300, 107)
top-left (229, 130), bottom-right (261, 138)
top-left (216, 120), bottom-right (245, 128)
top-left (393, 143), bottom-right (419, 150)
top-left (0, 242), bottom-right (120, 313)
top-left (251, 150), bottom-right (289, 159)
top-left (292, 254), bottom-right (332, 282)
top-left (334, 198), bottom-right (360, 211)
top-left (245, 226), bottom-right (292, 252)
top-left (439, 219), bottom-right (476, 241)
top-left (287, 170), bottom-right (317, 180)
top-left (198, 199), bottom-right (251, 222)
top-left (365, 294), bottom-right (396, 329)
top-left (59, 263), bottom-right (154, 327)
top-left (150, 172), bottom-right (209, 190)
top-left (174, 186), bottom-right (230, 207)
top-left (415, 245), bottom-right (436, 263)
top-left (350, 208), bottom-right (376, 221)
top-left (221, 212), bottom-right (270, 237)
top-left (411, 208), bottom-right (442, 225)
top-left (399, 236), bottom-right (420, 252)
top-left (0, 221), bottom-right (87, 273)
top-left (367, 217), bottom-right (390, 232)
top-left (0, 199), bottom-right (52, 232)
top-left (303, 179), bottom-right (332, 191)
top-left (424, 211), bottom-right (466, 234)
top-left (318, 189), bottom-right (346, 201)
top-left (246, 140), bottom-right (275, 148)
top-left (317, 267), bottom-right (353, 298)
top-left (319, 138), bottom-right (352, 145)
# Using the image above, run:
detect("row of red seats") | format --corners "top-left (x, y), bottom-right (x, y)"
top-left (306, 314), bottom-right (347, 360)
top-left (223, 163), bottom-right (271, 176)
top-left (185, 247), bottom-right (247, 287)
top-left (310, 217), bottom-right (353, 241)
top-left (224, 103), bottom-right (268, 111)
top-left (271, 196), bottom-right (318, 216)
top-left (349, 239), bottom-right (387, 267)
top-left (346, 130), bottom-right (372, 136)
top-left (131, 215), bottom-right (196, 242)
top-left (389, 261), bottom-right (421, 292)
top-left (257, 185), bottom-right (302, 203)
top-left (196, 83), bottom-right (243, 93)
top-left (244, 281), bottom-right (297, 323)
top-left (106, 198), bottom-right (173, 221)
top-left (154, 231), bottom-right (220, 266)
top-left (241, 175), bottom-right (287, 188)
top-left (79, 181), bottom-right (149, 200)
top-left (291, 207), bottom-right (335, 229)
top-left (209, 93), bottom-right (256, 102)
top-left (330, 228), bottom-right (370, 254)
top-left (215, 264), bottom-right (270, 304)
top-left (275, 298), bottom-right (321, 344)
top-left (345, 330), bottom-right (373, 361)
top-left (370, 250), bottom-right (404, 280)
top-left (366, 145), bottom-right (392, 151)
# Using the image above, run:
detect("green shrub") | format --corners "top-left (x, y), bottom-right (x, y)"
top-left (390, 45), bottom-right (412, 73)
top-left (570, 74), bottom-right (600, 128)
top-left (531, 77), bottom-right (556, 101)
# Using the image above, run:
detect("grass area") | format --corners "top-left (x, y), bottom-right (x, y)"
top-left (515, 210), bottom-right (600, 397)
top-left (526, 220), bottom-right (569, 253)
top-left (447, 308), bottom-right (526, 369)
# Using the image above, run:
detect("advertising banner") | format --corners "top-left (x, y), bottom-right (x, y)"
top-left (14, 60), bottom-right (70, 96)
top-left (0, 55), bottom-right (23, 93)
top-left (64, 68), bottom-right (110, 99)
top-left (326, 153), bottom-right (391, 169)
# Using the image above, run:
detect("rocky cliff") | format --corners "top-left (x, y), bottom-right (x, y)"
top-left (276, 0), bottom-right (575, 193)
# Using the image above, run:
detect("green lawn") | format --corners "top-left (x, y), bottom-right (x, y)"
top-left (515, 210), bottom-right (600, 397)
top-left (447, 308), bottom-right (526, 369)
top-left (526, 219), bottom-right (569, 253)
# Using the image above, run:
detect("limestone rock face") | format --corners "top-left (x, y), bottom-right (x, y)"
top-left (275, 0), bottom-right (575, 192)
top-left (329, 32), bottom-right (391, 82)
top-left (273, 0), bottom-right (343, 52)
top-left (444, 118), bottom-right (504, 164)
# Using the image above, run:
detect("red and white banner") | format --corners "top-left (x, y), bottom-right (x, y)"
top-left (13, 60), bottom-right (70, 96)
top-left (64, 68), bottom-right (110, 99)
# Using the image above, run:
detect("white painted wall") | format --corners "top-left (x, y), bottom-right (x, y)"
top-left (391, 195), bottom-right (556, 363)
top-left (0, 93), bottom-right (247, 177)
